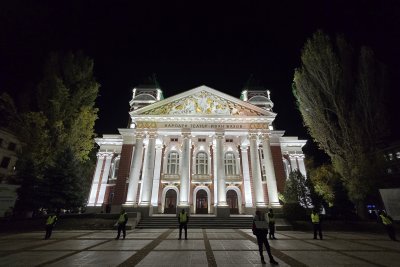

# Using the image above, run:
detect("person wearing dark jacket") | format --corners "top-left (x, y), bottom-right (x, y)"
top-left (267, 209), bottom-right (277, 240)
top-left (253, 210), bottom-right (278, 265)
top-left (115, 209), bottom-right (128, 240)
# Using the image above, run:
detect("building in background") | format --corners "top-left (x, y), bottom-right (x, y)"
top-left (87, 85), bottom-right (307, 216)
top-left (0, 128), bottom-right (20, 217)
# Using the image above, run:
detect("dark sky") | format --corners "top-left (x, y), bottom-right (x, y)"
top-left (1, 1), bottom-right (399, 149)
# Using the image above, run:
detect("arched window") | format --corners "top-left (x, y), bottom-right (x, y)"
top-left (224, 152), bottom-right (237, 175)
top-left (109, 157), bottom-right (120, 179)
top-left (167, 151), bottom-right (179, 174)
top-left (196, 152), bottom-right (208, 175)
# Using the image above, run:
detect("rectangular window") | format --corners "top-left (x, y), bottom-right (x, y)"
top-left (0, 157), bottom-right (11, 169)
top-left (198, 138), bottom-right (206, 142)
top-left (226, 138), bottom-right (233, 143)
top-left (170, 138), bottom-right (178, 142)
top-left (8, 142), bottom-right (16, 151)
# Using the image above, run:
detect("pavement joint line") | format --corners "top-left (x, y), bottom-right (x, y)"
top-left (118, 228), bottom-right (174, 267)
top-left (36, 239), bottom-right (113, 267)
top-left (234, 229), bottom-right (308, 267)
top-left (202, 229), bottom-right (217, 267)
top-left (288, 232), bottom-right (388, 267)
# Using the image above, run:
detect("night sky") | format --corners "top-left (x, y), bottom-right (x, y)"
top-left (1, 1), bottom-right (399, 152)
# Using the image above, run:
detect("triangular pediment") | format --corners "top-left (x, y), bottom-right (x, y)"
top-left (131, 85), bottom-right (274, 117)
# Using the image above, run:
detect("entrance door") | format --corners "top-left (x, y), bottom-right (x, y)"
top-left (226, 190), bottom-right (239, 214)
top-left (196, 189), bottom-right (208, 214)
top-left (164, 189), bottom-right (177, 214)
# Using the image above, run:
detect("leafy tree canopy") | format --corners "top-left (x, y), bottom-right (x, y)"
top-left (293, 31), bottom-right (388, 211)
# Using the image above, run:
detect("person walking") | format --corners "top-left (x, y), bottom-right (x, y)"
top-left (44, 212), bottom-right (58, 240)
top-left (253, 210), bottom-right (279, 265)
top-left (379, 210), bottom-right (397, 241)
top-left (177, 208), bottom-right (189, 240)
top-left (115, 209), bottom-right (128, 240)
top-left (311, 209), bottom-right (323, 240)
top-left (267, 209), bottom-right (277, 240)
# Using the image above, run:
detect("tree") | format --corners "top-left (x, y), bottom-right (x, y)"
top-left (308, 164), bottom-right (339, 207)
top-left (40, 148), bottom-right (89, 211)
top-left (283, 170), bottom-right (312, 208)
top-left (2, 51), bottom-right (100, 214)
top-left (293, 31), bottom-right (388, 217)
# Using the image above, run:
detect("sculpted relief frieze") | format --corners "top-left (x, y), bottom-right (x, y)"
top-left (141, 91), bottom-right (263, 116)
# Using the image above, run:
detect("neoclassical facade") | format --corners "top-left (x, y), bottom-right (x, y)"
top-left (87, 85), bottom-right (307, 216)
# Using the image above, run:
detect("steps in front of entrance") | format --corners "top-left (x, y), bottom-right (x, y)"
top-left (136, 215), bottom-right (293, 230)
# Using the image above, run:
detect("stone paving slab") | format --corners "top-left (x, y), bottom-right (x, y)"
top-left (342, 251), bottom-right (400, 267)
top-left (155, 240), bottom-right (205, 250)
top-left (133, 229), bottom-right (169, 233)
top-left (206, 232), bottom-right (244, 239)
top-left (281, 232), bottom-right (333, 240)
top-left (210, 240), bottom-right (259, 250)
top-left (33, 239), bottom-right (105, 250)
top-left (136, 251), bottom-right (208, 266)
top-left (281, 250), bottom-right (376, 266)
top-left (126, 232), bottom-right (163, 239)
top-left (307, 239), bottom-right (380, 251)
top-left (172, 228), bottom-right (204, 233)
top-left (213, 251), bottom-right (290, 267)
top-left (88, 239), bottom-right (152, 250)
top-left (269, 240), bottom-right (325, 250)
top-left (324, 232), bottom-right (384, 240)
top-left (166, 232), bottom-right (204, 239)
top-left (46, 251), bottom-right (136, 266)
top-left (0, 251), bottom-right (72, 266)
top-left (357, 240), bottom-right (400, 251)
top-left (78, 232), bottom-right (119, 239)
top-left (0, 239), bottom-right (58, 250)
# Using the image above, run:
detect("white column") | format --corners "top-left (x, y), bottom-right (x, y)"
top-left (151, 143), bottom-right (163, 207)
top-left (212, 144), bottom-right (218, 206)
top-left (297, 155), bottom-right (307, 177)
top-left (289, 154), bottom-right (298, 172)
top-left (140, 132), bottom-right (157, 206)
top-left (240, 145), bottom-right (253, 207)
top-left (260, 134), bottom-right (280, 206)
top-left (179, 131), bottom-right (191, 206)
top-left (126, 133), bottom-right (144, 204)
top-left (216, 132), bottom-right (227, 206)
top-left (97, 154), bottom-right (113, 205)
top-left (88, 154), bottom-right (105, 205)
top-left (249, 133), bottom-right (266, 207)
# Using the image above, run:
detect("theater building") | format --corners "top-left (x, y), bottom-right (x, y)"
top-left (87, 85), bottom-right (307, 216)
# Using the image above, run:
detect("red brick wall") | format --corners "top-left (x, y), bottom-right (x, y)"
top-left (113, 144), bottom-right (133, 205)
top-left (271, 145), bottom-right (286, 193)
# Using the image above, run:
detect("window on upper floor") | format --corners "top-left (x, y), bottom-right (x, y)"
top-left (109, 157), bottom-right (120, 179)
top-left (0, 157), bottom-right (11, 169)
top-left (8, 142), bottom-right (16, 151)
top-left (170, 138), bottom-right (178, 142)
top-left (198, 138), bottom-right (206, 142)
top-left (226, 138), bottom-right (233, 143)
top-left (196, 152), bottom-right (208, 175)
top-left (167, 151), bottom-right (179, 174)
top-left (224, 152), bottom-right (237, 175)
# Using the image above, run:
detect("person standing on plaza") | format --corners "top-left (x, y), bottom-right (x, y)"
top-left (379, 210), bottom-right (397, 241)
top-left (267, 208), bottom-right (277, 240)
top-left (115, 209), bottom-right (128, 240)
top-left (177, 208), bottom-right (189, 240)
top-left (253, 210), bottom-right (279, 265)
top-left (44, 212), bottom-right (58, 240)
top-left (311, 209), bottom-right (323, 240)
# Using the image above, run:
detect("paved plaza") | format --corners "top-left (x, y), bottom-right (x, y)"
top-left (0, 228), bottom-right (399, 266)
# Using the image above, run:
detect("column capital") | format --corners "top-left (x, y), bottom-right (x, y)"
top-left (96, 151), bottom-right (114, 158)
top-left (215, 132), bottom-right (224, 139)
top-left (240, 145), bottom-right (249, 151)
top-left (248, 133), bottom-right (258, 140)
top-left (147, 131), bottom-right (157, 139)
top-left (259, 133), bottom-right (270, 141)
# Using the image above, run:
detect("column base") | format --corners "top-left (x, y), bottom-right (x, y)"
top-left (216, 206), bottom-right (230, 218)
top-left (129, 206), bottom-right (153, 218)
top-left (269, 202), bottom-right (282, 208)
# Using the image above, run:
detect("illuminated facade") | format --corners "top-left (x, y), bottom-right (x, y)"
top-left (87, 85), bottom-right (307, 216)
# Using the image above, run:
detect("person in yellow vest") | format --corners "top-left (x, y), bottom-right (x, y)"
top-left (44, 212), bottom-right (58, 240)
top-left (177, 208), bottom-right (189, 240)
top-left (267, 209), bottom-right (277, 240)
top-left (379, 210), bottom-right (397, 241)
top-left (115, 209), bottom-right (128, 240)
top-left (311, 209), bottom-right (323, 240)
top-left (253, 210), bottom-right (279, 265)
